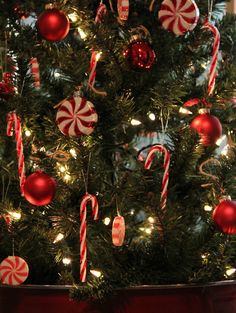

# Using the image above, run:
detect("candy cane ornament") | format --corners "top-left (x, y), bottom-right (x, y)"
top-left (95, 2), bottom-right (107, 23)
top-left (30, 57), bottom-right (40, 89)
top-left (144, 145), bottom-right (170, 211)
top-left (7, 112), bottom-right (26, 196)
top-left (80, 193), bottom-right (99, 282)
top-left (88, 51), bottom-right (99, 89)
top-left (87, 2), bottom-right (106, 89)
top-left (203, 19), bottom-right (220, 96)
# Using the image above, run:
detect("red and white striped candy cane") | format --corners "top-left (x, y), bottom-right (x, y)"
top-left (7, 112), bottom-right (26, 196)
top-left (88, 2), bottom-right (106, 88)
top-left (203, 20), bottom-right (220, 96)
top-left (80, 193), bottom-right (99, 282)
top-left (88, 51), bottom-right (99, 88)
top-left (30, 57), bottom-right (40, 89)
top-left (95, 2), bottom-right (107, 23)
top-left (117, 0), bottom-right (129, 21)
top-left (144, 145), bottom-right (170, 210)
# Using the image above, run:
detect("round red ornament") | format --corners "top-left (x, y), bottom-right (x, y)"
top-left (123, 41), bottom-right (156, 70)
top-left (23, 171), bottom-right (56, 206)
top-left (37, 8), bottom-right (70, 42)
top-left (213, 199), bottom-right (236, 235)
top-left (0, 72), bottom-right (15, 98)
top-left (0, 256), bottom-right (29, 285)
top-left (190, 110), bottom-right (222, 146)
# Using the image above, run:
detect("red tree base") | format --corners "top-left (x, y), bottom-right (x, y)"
top-left (0, 281), bottom-right (236, 313)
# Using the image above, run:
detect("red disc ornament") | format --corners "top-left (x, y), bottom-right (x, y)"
top-left (213, 199), bottom-right (236, 235)
top-left (190, 110), bottom-right (222, 146)
top-left (56, 96), bottom-right (98, 137)
top-left (158, 0), bottom-right (199, 36)
top-left (123, 41), bottom-right (156, 70)
top-left (23, 171), bottom-right (56, 206)
top-left (37, 8), bottom-right (70, 42)
top-left (112, 216), bottom-right (125, 246)
top-left (0, 256), bottom-right (29, 285)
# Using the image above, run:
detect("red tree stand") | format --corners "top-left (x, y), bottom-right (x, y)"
top-left (0, 281), bottom-right (236, 313)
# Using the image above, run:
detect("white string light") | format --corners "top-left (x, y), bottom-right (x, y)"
top-left (204, 205), bottom-right (213, 212)
top-left (53, 233), bottom-right (64, 243)
top-left (131, 119), bottom-right (141, 126)
top-left (103, 217), bottom-right (111, 225)
top-left (225, 268), bottom-right (236, 276)
top-left (8, 211), bottom-right (21, 220)
top-left (148, 113), bottom-right (156, 121)
top-left (90, 269), bottom-right (102, 278)
top-left (62, 258), bottom-right (71, 265)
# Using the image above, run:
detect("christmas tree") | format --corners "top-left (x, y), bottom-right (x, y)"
top-left (0, 0), bottom-right (236, 301)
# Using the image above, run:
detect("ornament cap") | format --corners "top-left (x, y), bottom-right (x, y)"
top-left (198, 108), bottom-right (210, 114)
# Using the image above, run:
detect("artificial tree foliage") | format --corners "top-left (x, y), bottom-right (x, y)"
top-left (0, 0), bottom-right (236, 300)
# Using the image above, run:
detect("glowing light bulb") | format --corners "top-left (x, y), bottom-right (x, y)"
top-left (62, 258), bottom-right (71, 265)
top-left (130, 209), bottom-right (135, 215)
top-left (103, 217), bottom-right (111, 225)
top-left (59, 165), bottom-right (66, 173)
top-left (25, 130), bottom-right (31, 137)
top-left (68, 12), bottom-right (78, 22)
top-left (179, 107), bottom-right (192, 115)
top-left (96, 52), bottom-right (102, 61)
top-left (226, 268), bottom-right (236, 276)
top-left (70, 148), bottom-right (77, 158)
top-left (90, 269), bottom-right (102, 278)
top-left (145, 228), bottom-right (152, 234)
top-left (8, 211), bottom-right (21, 220)
top-left (54, 72), bottom-right (61, 78)
top-left (148, 217), bottom-right (155, 223)
top-left (77, 27), bottom-right (87, 39)
top-left (204, 205), bottom-right (213, 212)
top-left (148, 113), bottom-right (156, 121)
top-left (53, 233), bottom-right (64, 243)
top-left (63, 174), bottom-right (71, 182)
top-left (131, 119), bottom-right (141, 126)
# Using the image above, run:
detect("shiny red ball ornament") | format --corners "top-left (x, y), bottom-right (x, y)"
top-left (37, 8), bottom-right (70, 42)
top-left (123, 41), bottom-right (156, 70)
top-left (23, 171), bottom-right (56, 206)
top-left (0, 73), bottom-right (15, 98)
top-left (213, 199), bottom-right (236, 235)
top-left (190, 111), bottom-right (222, 146)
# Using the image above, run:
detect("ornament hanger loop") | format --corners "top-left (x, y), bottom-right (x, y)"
top-left (199, 157), bottom-right (220, 181)
top-left (208, 0), bottom-right (214, 21)
top-left (81, 152), bottom-right (92, 193)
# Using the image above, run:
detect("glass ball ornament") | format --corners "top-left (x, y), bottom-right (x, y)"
top-left (123, 41), bottom-right (156, 70)
top-left (37, 8), bottom-right (70, 42)
top-left (23, 171), bottom-right (56, 206)
top-left (190, 110), bottom-right (222, 146)
top-left (212, 199), bottom-right (236, 235)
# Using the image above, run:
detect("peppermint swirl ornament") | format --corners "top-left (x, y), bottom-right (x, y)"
top-left (56, 96), bottom-right (98, 137)
top-left (0, 256), bottom-right (29, 285)
top-left (158, 0), bottom-right (199, 36)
